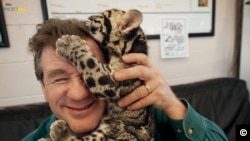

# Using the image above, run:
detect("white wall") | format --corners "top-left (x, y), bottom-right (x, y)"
top-left (147, 0), bottom-right (236, 85)
top-left (240, 0), bottom-right (250, 94)
top-left (0, 0), bottom-right (237, 107)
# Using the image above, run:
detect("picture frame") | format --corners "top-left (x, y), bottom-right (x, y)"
top-left (0, 0), bottom-right (9, 47)
top-left (40, 0), bottom-right (215, 39)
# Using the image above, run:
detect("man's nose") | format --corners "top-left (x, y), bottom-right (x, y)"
top-left (67, 79), bottom-right (90, 101)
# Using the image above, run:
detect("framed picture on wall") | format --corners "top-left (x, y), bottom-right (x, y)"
top-left (41, 0), bottom-right (215, 39)
top-left (0, 0), bottom-right (9, 47)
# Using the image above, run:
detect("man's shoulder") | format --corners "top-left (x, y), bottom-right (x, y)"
top-left (21, 115), bottom-right (57, 141)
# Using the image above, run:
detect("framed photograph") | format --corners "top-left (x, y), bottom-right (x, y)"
top-left (41, 0), bottom-right (215, 39)
top-left (0, 0), bottom-right (9, 47)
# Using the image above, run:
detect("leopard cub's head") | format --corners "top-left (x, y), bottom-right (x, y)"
top-left (86, 8), bottom-right (145, 47)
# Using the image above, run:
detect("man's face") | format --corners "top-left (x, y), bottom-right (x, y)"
top-left (40, 38), bottom-right (107, 135)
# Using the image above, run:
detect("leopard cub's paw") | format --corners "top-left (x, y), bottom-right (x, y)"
top-left (56, 34), bottom-right (88, 61)
top-left (38, 138), bottom-right (51, 141)
top-left (50, 120), bottom-right (72, 141)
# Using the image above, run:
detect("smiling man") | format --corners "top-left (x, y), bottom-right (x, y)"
top-left (22, 18), bottom-right (228, 141)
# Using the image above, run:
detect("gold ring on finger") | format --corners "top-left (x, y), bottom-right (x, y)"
top-left (144, 84), bottom-right (150, 95)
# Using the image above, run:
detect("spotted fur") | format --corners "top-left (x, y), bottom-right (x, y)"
top-left (42, 9), bottom-right (154, 141)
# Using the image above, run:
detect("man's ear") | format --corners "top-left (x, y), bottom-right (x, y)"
top-left (40, 81), bottom-right (48, 101)
top-left (119, 9), bottom-right (143, 35)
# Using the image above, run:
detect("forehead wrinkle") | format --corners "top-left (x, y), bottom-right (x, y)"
top-left (46, 69), bottom-right (69, 79)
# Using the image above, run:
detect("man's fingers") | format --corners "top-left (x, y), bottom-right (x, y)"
top-left (122, 53), bottom-right (152, 67)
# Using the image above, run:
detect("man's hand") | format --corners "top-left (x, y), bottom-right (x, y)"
top-left (114, 53), bottom-right (187, 120)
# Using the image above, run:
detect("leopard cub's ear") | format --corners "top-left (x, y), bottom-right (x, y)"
top-left (119, 9), bottom-right (143, 35)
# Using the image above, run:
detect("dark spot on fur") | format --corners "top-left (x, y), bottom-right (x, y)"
top-left (98, 75), bottom-right (112, 85)
top-left (104, 90), bottom-right (116, 97)
top-left (121, 80), bottom-right (131, 87)
top-left (97, 129), bottom-right (103, 133)
top-left (78, 54), bottom-right (84, 59)
top-left (72, 46), bottom-right (80, 50)
top-left (86, 77), bottom-right (96, 87)
top-left (94, 93), bottom-right (106, 98)
top-left (121, 42), bottom-right (128, 55)
top-left (73, 61), bottom-right (78, 66)
top-left (113, 40), bottom-right (119, 45)
top-left (74, 51), bottom-right (78, 56)
top-left (80, 49), bottom-right (87, 53)
top-left (80, 61), bottom-right (85, 69)
top-left (87, 58), bottom-right (96, 69)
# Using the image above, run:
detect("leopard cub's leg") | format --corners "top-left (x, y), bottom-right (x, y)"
top-left (80, 120), bottom-right (111, 141)
top-left (55, 34), bottom-right (100, 83)
top-left (56, 35), bottom-right (90, 62)
top-left (50, 120), bottom-right (79, 141)
top-left (55, 35), bottom-right (118, 100)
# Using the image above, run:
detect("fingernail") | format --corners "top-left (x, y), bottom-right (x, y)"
top-left (114, 71), bottom-right (121, 79)
top-left (122, 55), bottom-right (129, 60)
top-left (117, 101), bottom-right (124, 107)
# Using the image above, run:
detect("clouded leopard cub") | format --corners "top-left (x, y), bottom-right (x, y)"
top-left (44, 9), bottom-right (154, 141)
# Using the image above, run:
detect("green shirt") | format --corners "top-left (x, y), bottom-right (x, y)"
top-left (22, 100), bottom-right (228, 141)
